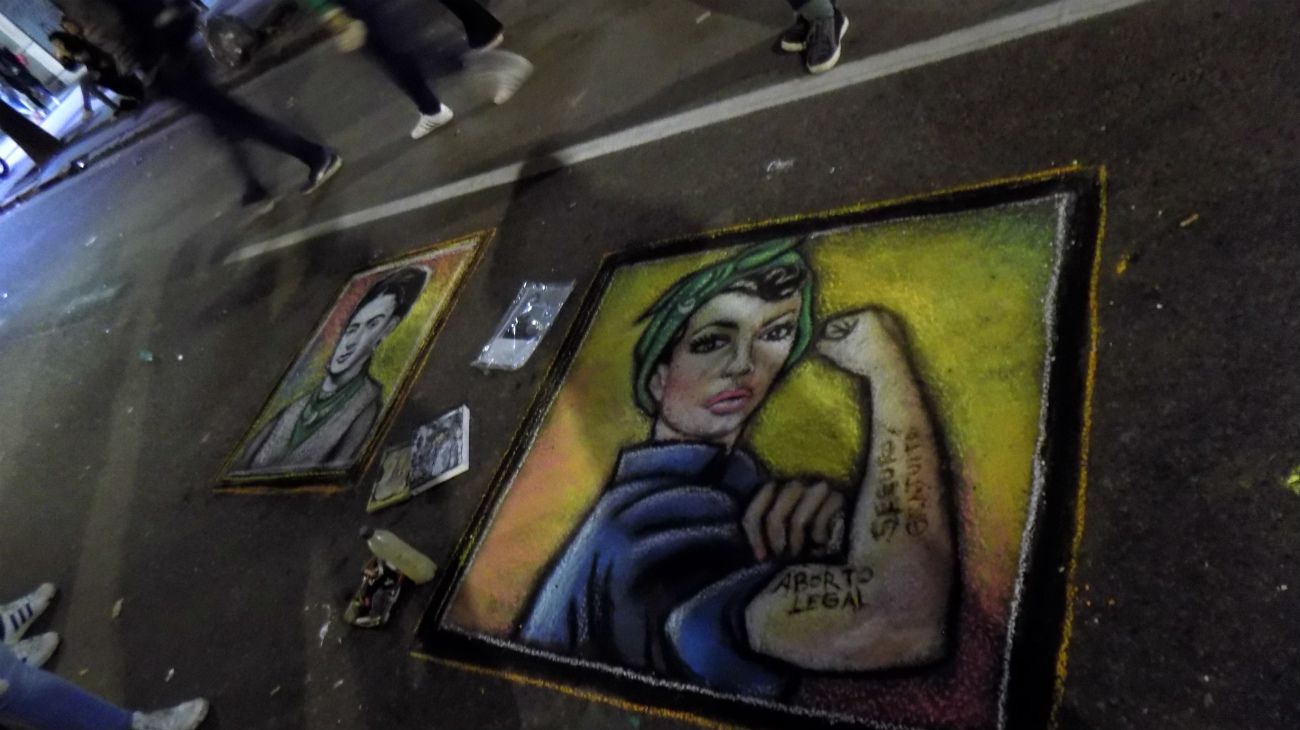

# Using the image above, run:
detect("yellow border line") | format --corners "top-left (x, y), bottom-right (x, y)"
top-left (694, 163), bottom-right (1085, 242)
top-left (213, 229), bottom-right (495, 493)
top-left (213, 485), bottom-right (344, 496)
top-left (1048, 166), bottom-right (1107, 726)
top-left (410, 653), bottom-right (739, 729)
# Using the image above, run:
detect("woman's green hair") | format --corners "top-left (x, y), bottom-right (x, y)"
top-left (632, 237), bottom-right (814, 415)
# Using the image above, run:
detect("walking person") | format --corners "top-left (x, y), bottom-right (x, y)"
top-left (56, 0), bottom-right (342, 207)
top-left (307, 0), bottom-right (517, 139)
top-left (777, 0), bottom-right (849, 74)
top-left (51, 22), bottom-right (146, 116)
top-left (1, 583), bottom-right (210, 730)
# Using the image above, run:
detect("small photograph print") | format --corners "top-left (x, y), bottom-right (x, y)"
top-left (366, 445), bottom-right (413, 513)
top-left (410, 406), bottom-right (470, 494)
top-left (472, 281), bottom-right (574, 370)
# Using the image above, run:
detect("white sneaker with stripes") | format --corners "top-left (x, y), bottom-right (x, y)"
top-left (1, 583), bottom-right (56, 645)
top-left (411, 104), bottom-right (455, 139)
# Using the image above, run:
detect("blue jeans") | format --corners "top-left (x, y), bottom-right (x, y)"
top-left (0, 643), bottom-right (132, 730)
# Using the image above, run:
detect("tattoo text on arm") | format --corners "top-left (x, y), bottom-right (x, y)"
top-left (871, 427), bottom-right (931, 542)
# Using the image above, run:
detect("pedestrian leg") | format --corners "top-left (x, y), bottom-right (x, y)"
top-left (79, 79), bottom-right (94, 114)
top-left (213, 123), bottom-right (276, 208)
top-left (156, 65), bottom-right (327, 167)
top-left (335, 0), bottom-right (453, 139)
top-left (153, 61), bottom-right (341, 193)
top-left (438, 0), bottom-right (504, 49)
top-left (0, 643), bottom-right (133, 730)
top-left (788, 0), bottom-right (834, 20)
top-left (360, 30), bottom-right (444, 115)
top-left (336, 0), bottom-right (443, 115)
top-left (81, 79), bottom-right (119, 113)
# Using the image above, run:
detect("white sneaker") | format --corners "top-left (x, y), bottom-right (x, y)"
top-left (1, 583), bottom-right (56, 645)
top-left (410, 104), bottom-right (454, 139)
top-left (492, 54), bottom-right (534, 105)
top-left (12, 632), bottom-right (60, 668)
top-left (131, 699), bottom-right (210, 730)
top-left (463, 51), bottom-right (534, 105)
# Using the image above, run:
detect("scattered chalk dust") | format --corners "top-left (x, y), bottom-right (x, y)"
top-left (1283, 466), bottom-right (1300, 497)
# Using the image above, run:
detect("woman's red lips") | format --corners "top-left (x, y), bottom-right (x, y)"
top-left (707, 388), bottom-right (753, 414)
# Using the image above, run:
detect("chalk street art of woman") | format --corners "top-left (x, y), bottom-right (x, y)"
top-left (519, 238), bottom-right (956, 700)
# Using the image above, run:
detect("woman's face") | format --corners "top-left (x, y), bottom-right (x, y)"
top-left (329, 294), bottom-right (397, 379)
top-left (650, 290), bottom-right (801, 444)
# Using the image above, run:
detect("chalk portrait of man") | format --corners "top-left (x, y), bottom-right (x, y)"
top-left (235, 267), bottom-right (429, 474)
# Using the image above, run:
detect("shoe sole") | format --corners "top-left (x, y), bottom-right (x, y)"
top-left (303, 156), bottom-right (342, 196)
top-left (806, 15), bottom-right (849, 74)
top-left (411, 113), bottom-right (454, 139)
top-left (779, 37), bottom-right (806, 53)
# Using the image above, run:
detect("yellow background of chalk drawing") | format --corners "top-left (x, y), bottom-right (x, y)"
top-left (446, 199), bottom-right (1063, 635)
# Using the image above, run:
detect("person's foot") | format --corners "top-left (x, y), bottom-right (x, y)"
top-left (778, 15), bottom-right (810, 52)
top-left (1, 583), bottom-right (56, 645)
top-left (410, 104), bottom-right (454, 139)
top-left (131, 699), bottom-right (209, 730)
top-left (301, 150), bottom-right (342, 195)
top-left (804, 9), bottom-right (849, 74)
top-left (12, 632), bottom-right (60, 668)
top-left (491, 55), bottom-right (534, 105)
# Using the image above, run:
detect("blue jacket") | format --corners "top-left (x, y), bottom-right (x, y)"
top-left (519, 442), bottom-right (791, 698)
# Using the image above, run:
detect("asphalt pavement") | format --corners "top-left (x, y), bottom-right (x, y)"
top-left (0, 0), bottom-right (1297, 728)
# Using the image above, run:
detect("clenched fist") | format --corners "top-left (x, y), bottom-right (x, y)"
top-left (743, 480), bottom-right (845, 561)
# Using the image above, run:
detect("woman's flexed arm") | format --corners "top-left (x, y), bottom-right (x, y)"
top-left (743, 309), bottom-right (955, 671)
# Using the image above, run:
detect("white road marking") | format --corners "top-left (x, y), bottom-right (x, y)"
top-left (227, 0), bottom-right (1150, 264)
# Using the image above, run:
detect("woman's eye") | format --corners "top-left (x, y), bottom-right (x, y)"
top-left (760, 323), bottom-right (795, 341)
top-left (689, 333), bottom-right (730, 354)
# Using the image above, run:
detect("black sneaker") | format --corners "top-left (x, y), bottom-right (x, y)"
top-left (805, 10), bottom-right (849, 74)
top-left (778, 16), bottom-right (810, 53)
top-left (302, 150), bottom-right (342, 195)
